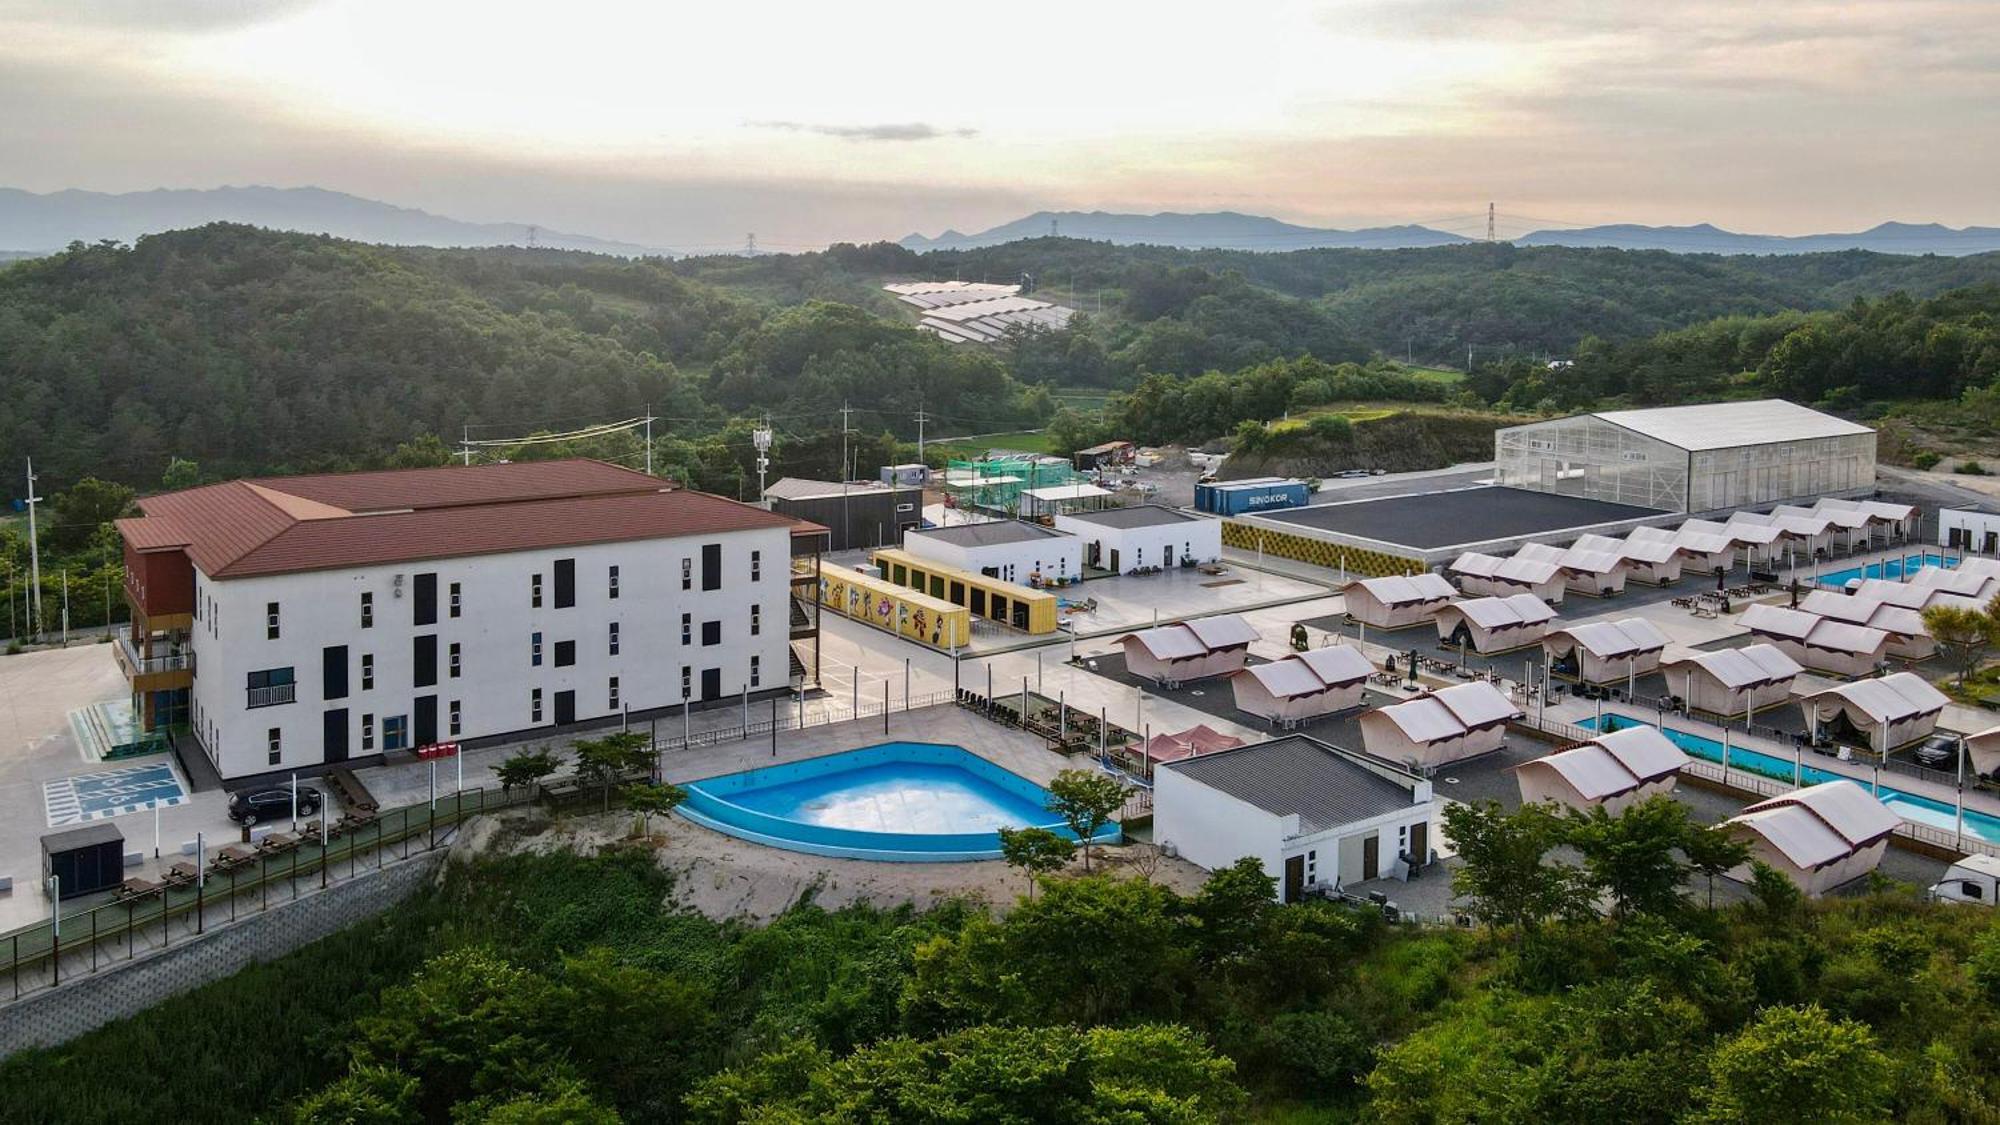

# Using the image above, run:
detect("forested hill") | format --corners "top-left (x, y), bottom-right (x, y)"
top-left (0, 225), bottom-right (1044, 489)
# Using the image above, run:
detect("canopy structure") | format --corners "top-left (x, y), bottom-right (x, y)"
top-left (1724, 780), bottom-right (1901, 896)
top-left (1541, 617), bottom-right (1670, 685)
top-left (1448, 551), bottom-right (1568, 604)
top-left (1230, 644), bottom-right (1373, 726)
top-left (1359, 681), bottom-right (1522, 770)
top-left (1514, 725), bottom-right (1691, 813)
top-left (1118, 614), bottom-right (1260, 687)
top-left (1964, 726), bottom-right (2000, 779)
top-left (1798, 589), bottom-right (1934, 659)
top-left (1516, 541), bottom-right (1629, 597)
top-left (1729, 509), bottom-right (1833, 557)
top-left (1741, 603), bottom-right (1891, 676)
top-left (1134, 725), bottom-right (1247, 769)
top-left (1910, 558), bottom-right (2000, 603)
top-left (1020, 482), bottom-right (1114, 516)
top-left (1433, 594), bottom-right (1559, 655)
top-left (1345, 572), bottom-right (1458, 629)
top-left (1658, 644), bottom-right (1803, 717)
top-left (1799, 671), bottom-right (1950, 752)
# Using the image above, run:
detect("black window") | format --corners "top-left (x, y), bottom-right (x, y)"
top-left (322, 645), bottom-right (348, 700)
top-left (609, 622), bottom-right (620, 656)
top-left (681, 558), bottom-right (692, 590)
top-left (554, 558), bottom-right (575, 608)
top-left (267, 727), bottom-right (282, 766)
top-left (701, 620), bottom-right (721, 647)
top-left (608, 676), bottom-right (620, 709)
top-left (415, 695), bottom-right (437, 747)
top-left (681, 666), bottom-right (692, 699)
top-left (247, 667), bottom-right (296, 709)
top-left (554, 690), bottom-right (575, 725)
top-left (531, 689), bottom-right (543, 723)
top-left (362, 714), bottom-right (375, 751)
top-left (413, 572), bottom-right (437, 626)
top-left (751, 550), bottom-right (762, 581)
top-left (608, 565), bottom-right (620, 599)
top-left (554, 640), bottom-right (576, 667)
top-left (681, 614), bottom-right (691, 645)
top-left (750, 605), bottom-right (761, 636)
top-left (266, 601), bottom-right (280, 640)
top-left (413, 634), bottom-right (438, 688)
top-left (362, 654), bottom-right (374, 691)
top-left (449, 642), bottom-right (461, 678)
top-left (750, 655), bottom-right (761, 688)
top-left (531, 573), bottom-right (543, 608)
top-left (449, 581), bottom-right (461, 618)
top-left (532, 632), bottom-right (543, 667)
top-left (702, 543), bottom-right (722, 591)
top-left (449, 700), bottom-right (462, 737)
top-left (383, 715), bottom-right (408, 751)
top-left (323, 709), bottom-right (349, 764)
top-left (360, 591), bottom-right (373, 629)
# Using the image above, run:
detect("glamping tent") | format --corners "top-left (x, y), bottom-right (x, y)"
top-left (1540, 617), bottom-right (1670, 685)
top-left (1359, 681), bottom-right (1522, 770)
top-left (1658, 644), bottom-right (1803, 718)
top-left (1230, 644), bottom-right (1374, 727)
top-left (1433, 595), bottom-right (1558, 654)
top-left (1685, 517), bottom-right (1782, 571)
top-left (1575, 532), bottom-right (1682, 586)
top-left (1116, 615), bottom-right (1260, 687)
top-left (1132, 725), bottom-right (1246, 771)
top-left (1800, 672), bottom-right (1950, 753)
top-left (1964, 726), bottom-right (2000, 779)
top-left (1740, 603), bottom-right (1892, 677)
top-left (1723, 780), bottom-right (1901, 897)
top-left (1513, 725), bottom-right (1691, 814)
top-left (1813, 497), bottom-right (1918, 549)
top-left (1798, 589), bottom-right (1934, 659)
top-left (1447, 552), bottom-right (1568, 604)
top-left (1730, 509), bottom-right (1834, 561)
top-left (1516, 541), bottom-right (1628, 597)
top-left (1344, 572), bottom-right (1458, 630)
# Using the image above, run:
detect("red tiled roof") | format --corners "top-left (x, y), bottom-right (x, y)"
top-left (119, 459), bottom-right (806, 578)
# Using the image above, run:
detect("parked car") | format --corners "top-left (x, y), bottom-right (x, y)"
top-left (1912, 733), bottom-right (1961, 771)
top-left (228, 785), bottom-right (322, 825)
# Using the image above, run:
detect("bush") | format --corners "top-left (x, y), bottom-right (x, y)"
top-left (1270, 1010), bottom-right (1372, 1094)
top-left (1912, 450), bottom-right (1942, 470)
top-left (1960, 460), bottom-right (1989, 475)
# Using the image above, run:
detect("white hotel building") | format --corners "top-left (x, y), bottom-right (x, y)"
top-left (116, 460), bottom-right (820, 783)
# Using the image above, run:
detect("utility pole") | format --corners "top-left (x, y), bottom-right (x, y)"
top-left (914, 399), bottom-right (931, 465)
top-left (1486, 202), bottom-right (1495, 243)
top-left (24, 458), bottom-right (42, 640)
top-left (744, 233), bottom-right (757, 257)
top-left (60, 569), bottom-right (68, 647)
top-left (644, 405), bottom-right (654, 476)
top-left (752, 419), bottom-right (773, 503)
top-left (839, 401), bottom-right (855, 482)
top-left (460, 423), bottom-right (472, 466)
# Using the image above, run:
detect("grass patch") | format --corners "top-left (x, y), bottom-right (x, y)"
top-left (931, 429), bottom-right (1058, 456)
top-left (1396, 364), bottom-right (1465, 384)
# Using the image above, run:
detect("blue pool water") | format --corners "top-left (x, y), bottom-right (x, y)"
top-left (1814, 551), bottom-right (1957, 588)
top-left (1582, 714), bottom-right (2000, 843)
top-left (679, 742), bottom-right (1121, 861)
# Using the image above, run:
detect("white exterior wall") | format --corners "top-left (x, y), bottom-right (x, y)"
top-left (1301, 802), bottom-right (1435, 888)
top-left (1054, 515), bottom-right (1223, 572)
top-left (1942, 509), bottom-right (2000, 552)
top-left (186, 526), bottom-right (795, 780)
top-left (1153, 767), bottom-right (1285, 880)
top-left (901, 531), bottom-right (1082, 585)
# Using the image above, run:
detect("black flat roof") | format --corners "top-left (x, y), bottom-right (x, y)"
top-left (1255, 486), bottom-right (1661, 549)
top-left (1163, 735), bottom-right (1416, 833)
top-left (910, 520), bottom-right (1070, 547)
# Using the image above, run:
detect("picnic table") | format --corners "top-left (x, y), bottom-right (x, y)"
top-left (117, 876), bottom-right (163, 902)
top-left (327, 767), bottom-right (379, 814)
top-left (164, 861), bottom-right (200, 888)
top-left (212, 845), bottom-right (258, 874)
top-left (256, 832), bottom-right (299, 855)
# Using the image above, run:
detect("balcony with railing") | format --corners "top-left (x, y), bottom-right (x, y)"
top-left (246, 683), bottom-right (297, 709)
top-left (114, 634), bottom-right (194, 691)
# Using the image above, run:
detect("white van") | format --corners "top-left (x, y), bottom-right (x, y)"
top-left (1928, 853), bottom-right (2000, 906)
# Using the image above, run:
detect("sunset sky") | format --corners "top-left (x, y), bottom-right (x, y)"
top-left (3, 0), bottom-right (1996, 249)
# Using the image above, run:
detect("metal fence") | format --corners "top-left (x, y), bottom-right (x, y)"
top-left (650, 691), bottom-right (956, 754)
top-left (2, 783), bottom-right (536, 1003)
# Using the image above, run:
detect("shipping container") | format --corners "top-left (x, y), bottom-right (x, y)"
top-left (1195, 477), bottom-right (1311, 516)
top-left (42, 823), bottom-right (125, 899)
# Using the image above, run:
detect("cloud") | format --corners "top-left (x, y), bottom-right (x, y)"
top-left (746, 120), bottom-right (978, 142)
top-left (26, 0), bottom-right (323, 32)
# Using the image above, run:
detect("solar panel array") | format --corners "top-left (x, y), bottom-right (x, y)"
top-left (884, 281), bottom-right (1078, 344)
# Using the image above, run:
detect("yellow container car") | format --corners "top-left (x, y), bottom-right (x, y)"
top-left (870, 548), bottom-right (1060, 635)
top-left (816, 563), bottom-right (971, 649)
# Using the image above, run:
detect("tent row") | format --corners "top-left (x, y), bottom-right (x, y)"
top-left (1343, 573), bottom-right (1458, 629)
top-left (1117, 615), bottom-right (1261, 686)
top-left (1797, 588), bottom-right (1934, 659)
top-left (1514, 541), bottom-right (1629, 597)
top-left (1657, 644), bottom-right (1803, 717)
top-left (1541, 617), bottom-right (1670, 685)
top-left (1231, 645), bottom-right (1374, 727)
top-left (1435, 595), bottom-right (1560, 654)
top-left (1740, 603), bottom-right (1894, 677)
top-left (1447, 552), bottom-right (1568, 603)
top-left (1358, 681), bottom-right (1522, 771)
top-left (1723, 780), bottom-right (1901, 897)
top-left (1570, 532), bottom-right (1684, 585)
top-left (1800, 671), bottom-right (1949, 752)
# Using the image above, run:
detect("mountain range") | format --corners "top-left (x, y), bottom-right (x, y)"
top-left (0, 185), bottom-right (668, 257)
top-left (901, 210), bottom-right (2000, 256)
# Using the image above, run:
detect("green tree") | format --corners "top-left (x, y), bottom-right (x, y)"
top-left (1443, 800), bottom-right (1585, 934)
top-left (622, 781), bottom-right (687, 839)
top-left (1045, 769), bottom-right (1127, 872)
top-left (1683, 822), bottom-right (1751, 909)
top-left (1696, 1005), bottom-right (1893, 1124)
top-left (345, 948), bottom-right (558, 1120)
top-left (1921, 596), bottom-right (2000, 685)
top-left (1185, 856), bottom-right (1275, 966)
top-left (572, 731), bottom-right (653, 811)
top-left (996, 826), bottom-right (1074, 898)
top-left (383, 434), bottom-right (456, 469)
top-left (494, 747), bottom-right (560, 796)
top-left (160, 457), bottom-right (202, 491)
top-left (288, 1065), bottom-right (420, 1124)
top-left (50, 477), bottom-right (136, 552)
top-left (1561, 796), bottom-right (1705, 918)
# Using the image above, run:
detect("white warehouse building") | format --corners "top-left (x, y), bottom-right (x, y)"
top-left (116, 460), bottom-right (816, 783)
top-left (899, 520), bottom-right (1082, 586)
top-left (1053, 505), bottom-right (1222, 574)
top-left (1493, 399), bottom-right (1876, 513)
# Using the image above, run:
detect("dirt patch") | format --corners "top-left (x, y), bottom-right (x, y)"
top-left (496, 809), bottom-right (1210, 922)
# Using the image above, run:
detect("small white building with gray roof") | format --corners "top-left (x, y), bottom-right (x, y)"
top-left (900, 519), bottom-right (1082, 586)
top-left (1054, 504), bottom-right (1221, 573)
top-left (1154, 734), bottom-right (1437, 901)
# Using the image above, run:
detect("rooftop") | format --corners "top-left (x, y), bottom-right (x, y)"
top-left (907, 520), bottom-right (1072, 548)
top-left (1162, 734), bottom-right (1419, 833)
top-left (119, 459), bottom-right (806, 579)
top-left (1254, 487), bottom-right (1659, 550)
top-left (1591, 399), bottom-right (1874, 452)
top-left (764, 477), bottom-right (912, 501)
top-left (1059, 504), bottom-right (1206, 530)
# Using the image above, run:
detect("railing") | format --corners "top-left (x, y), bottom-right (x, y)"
top-left (115, 635), bottom-right (193, 676)
top-left (650, 691), bottom-right (956, 754)
top-left (245, 683), bottom-right (296, 708)
top-left (1, 783), bottom-right (537, 1004)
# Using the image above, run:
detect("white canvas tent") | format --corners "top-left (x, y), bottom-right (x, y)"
top-left (1724, 780), bottom-right (1901, 897)
top-left (1230, 644), bottom-right (1373, 726)
top-left (1514, 725), bottom-right (1691, 813)
top-left (1740, 603), bottom-right (1892, 677)
top-left (1540, 617), bottom-right (1670, 685)
top-left (1658, 644), bottom-right (1802, 718)
top-left (1575, 532), bottom-right (1682, 585)
top-left (1447, 552), bottom-right (1568, 604)
top-left (1433, 594), bottom-right (1558, 654)
top-left (1798, 589), bottom-right (1934, 659)
top-left (1359, 681), bottom-right (1522, 770)
top-left (1117, 614), bottom-right (1261, 687)
top-left (1684, 517), bottom-right (1783, 570)
top-left (1965, 726), bottom-right (2000, 779)
top-left (1344, 572), bottom-right (1457, 629)
top-left (1799, 671), bottom-right (1950, 753)
top-left (1516, 541), bottom-right (1629, 597)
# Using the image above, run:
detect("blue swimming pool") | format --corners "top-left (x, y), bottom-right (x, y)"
top-left (678, 742), bottom-right (1122, 861)
top-left (1582, 714), bottom-right (2000, 843)
top-left (1814, 551), bottom-right (1957, 588)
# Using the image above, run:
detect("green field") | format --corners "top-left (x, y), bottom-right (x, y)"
top-left (1399, 364), bottom-right (1464, 383)
top-left (931, 429), bottom-right (1058, 457)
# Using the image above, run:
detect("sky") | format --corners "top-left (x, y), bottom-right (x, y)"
top-left (2, 0), bottom-right (1996, 250)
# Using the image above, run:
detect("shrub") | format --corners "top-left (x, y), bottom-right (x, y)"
top-left (1912, 450), bottom-right (1941, 470)
top-left (1959, 460), bottom-right (1989, 475)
